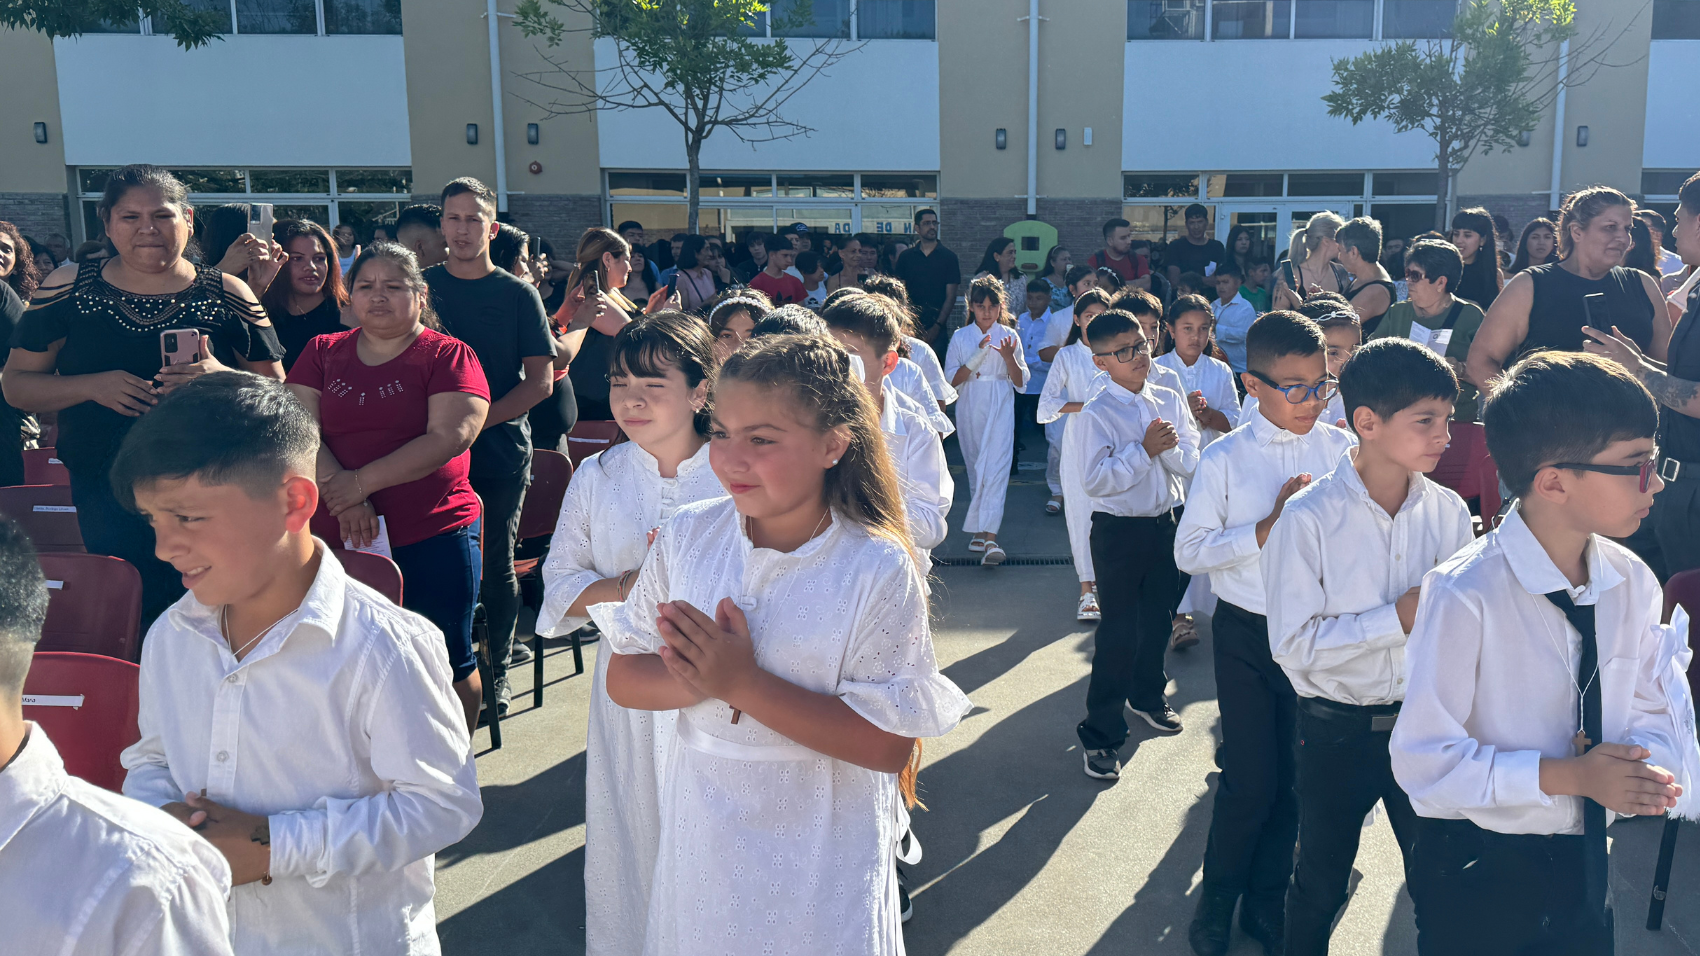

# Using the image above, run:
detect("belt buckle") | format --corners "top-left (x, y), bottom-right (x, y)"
top-left (1371, 714), bottom-right (1399, 733)
top-left (1661, 458), bottom-right (1682, 483)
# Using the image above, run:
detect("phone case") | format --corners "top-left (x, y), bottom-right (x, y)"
top-left (160, 329), bottom-right (202, 367)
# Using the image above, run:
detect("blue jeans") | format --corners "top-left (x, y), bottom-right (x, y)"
top-left (391, 522), bottom-right (482, 682)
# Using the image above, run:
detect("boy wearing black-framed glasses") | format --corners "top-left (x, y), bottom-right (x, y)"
top-left (1391, 350), bottom-right (1696, 956)
top-left (1176, 310), bottom-right (1357, 956)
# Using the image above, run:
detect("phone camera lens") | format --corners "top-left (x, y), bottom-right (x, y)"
top-left (164, 333), bottom-right (177, 350)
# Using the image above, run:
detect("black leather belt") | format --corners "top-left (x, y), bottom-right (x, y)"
top-left (1299, 695), bottom-right (1401, 732)
top-left (1660, 457), bottom-right (1700, 483)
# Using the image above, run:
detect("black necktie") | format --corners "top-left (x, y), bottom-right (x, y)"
top-left (1543, 589), bottom-right (1609, 925)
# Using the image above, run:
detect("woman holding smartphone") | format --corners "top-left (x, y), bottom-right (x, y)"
top-left (3, 164), bottom-right (285, 627)
top-left (555, 227), bottom-right (642, 421)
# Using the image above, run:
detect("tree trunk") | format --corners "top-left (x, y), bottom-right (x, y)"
top-left (686, 133), bottom-right (701, 235)
top-left (1434, 145), bottom-right (1452, 233)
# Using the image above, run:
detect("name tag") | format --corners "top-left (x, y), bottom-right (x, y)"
top-left (32, 505), bottom-right (74, 513)
top-left (1408, 322), bottom-right (1453, 356)
top-left (22, 694), bottom-right (83, 708)
top-left (45, 580), bottom-right (62, 589)
top-left (47, 458), bottom-right (60, 465)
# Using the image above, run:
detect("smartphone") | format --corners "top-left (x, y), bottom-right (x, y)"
top-left (160, 329), bottom-right (202, 367)
top-left (1583, 292), bottom-right (1609, 331)
top-left (248, 203), bottom-right (274, 244)
top-left (588, 269), bottom-right (601, 295)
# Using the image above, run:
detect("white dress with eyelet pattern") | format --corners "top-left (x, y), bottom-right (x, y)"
top-left (590, 498), bottom-right (971, 956)
top-left (537, 441), bottom-right (727, 956)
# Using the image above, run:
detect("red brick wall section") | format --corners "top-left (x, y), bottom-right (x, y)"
top-left (0, 193), bottom-right (72, 249)
top-left (507, 194), bottom-right (606, 258)
top-left (940, 197), bottom-right (1123, 283)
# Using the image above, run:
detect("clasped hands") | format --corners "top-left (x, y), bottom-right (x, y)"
top-left (654, 598), bottom-right (761, 709)
top-left (319, 468), bottom-right (379, 548)
top-left (161, 790), bottom-right (272, 885)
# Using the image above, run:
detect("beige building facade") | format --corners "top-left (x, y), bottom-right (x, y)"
top-left (1, 0), bottom-right (1693, 269)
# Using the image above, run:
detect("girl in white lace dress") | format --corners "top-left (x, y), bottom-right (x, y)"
top-left (593, 335), bottom-right (970, 956)
top-left (1038, 289), bottom-right (1112, 622)
top-left (536, 312), bottom-right (726, 956)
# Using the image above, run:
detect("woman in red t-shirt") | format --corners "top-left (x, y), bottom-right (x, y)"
top-left (285, 242), bottom-right (492, 730)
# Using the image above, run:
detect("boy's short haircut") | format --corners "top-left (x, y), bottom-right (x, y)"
top-left (395, 203), bottom-right (442, 234)
top-left (439, 177), bottom-right (496, 218)
top-left (1680, 171), bottom-right (1700, 216)
top-left (1177, 271), bottom-right (1207, 291)
top-left (1166, 293), bottom-right (1213, 324)
top-left (1336, 216), bottom-right (1384, 263)
top-left (1071, 288), bottom-right (1113, 316)
top-left (110, 372), bottom-right (320, 511)
top-left (1338, 338), bottom-right (1458, 435)
top-left (1483, 351), bottom-right (1659, 497)
top-left (0, 516), bottom-right (47, 699)
top-left (1084, 309), bottom-right (1139, 347)
top-left (1404, 239), bottom-right (1464, 295)
top-left (1246, 310), bottom-right (1326, 374)
top-left (1114, 287), bottom-right (1163, 318)
top-left (795, 250), bottom-right (821, 275)
top-left (1184, 203), bottom-right (1208, 221)
top-left (753, 304), bottom-right (830, 339)
top-left (1102, 218), bottom-right (1130, 238)
top-left (822, 293), bottom-right (903, 355)
top-left (1214, 259), bottom-right (1244, 280)
top-left (1026, 278), bottom-right (1053, 302)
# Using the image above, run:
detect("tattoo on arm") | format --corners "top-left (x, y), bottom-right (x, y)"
top-left (1643, 367), bottom-right (1700, 415)
top-left (250, 820), bottom-right (270, 847)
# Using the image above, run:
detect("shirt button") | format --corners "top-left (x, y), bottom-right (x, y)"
top-left (216, 751), bottom-right (229, 762)
top-left (226, 674), bottom-right (238, 684)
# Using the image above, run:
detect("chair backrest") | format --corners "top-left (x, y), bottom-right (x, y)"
top-left (21, 652), bottom-right (141, 792)
top-left (22, 448), bottom-right (69, 486)
top-left (1663, 569), bottom-right (1700, 726)
top-left (331, 548), bottom-right (403, 605)
top-left (0, 484), bottom-right (84, 552)
top-left (565, 420), bottom-right (622, 470)
top-left (518, 449), bottom-right (574, 540)
top-left (36, 554), bottom-right (143, 662)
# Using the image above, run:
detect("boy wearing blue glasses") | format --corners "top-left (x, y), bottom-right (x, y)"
top-left (1176, 310), bottom-right (1355, 956)
top-left (1392, 351), bottom-right (1697, 955)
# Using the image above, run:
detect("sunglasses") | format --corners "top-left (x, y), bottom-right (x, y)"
top-left (1550, 448), bottom-right (1660, 493)
top-left (1248, 370), bottom-right (1339, 405)
top-left (1405, 270), bottom-right (1429, 283)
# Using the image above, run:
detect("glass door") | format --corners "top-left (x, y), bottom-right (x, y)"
top-left (1216, 204), bottom-right (1281, 263)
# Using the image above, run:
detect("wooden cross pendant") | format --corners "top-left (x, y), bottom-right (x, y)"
top-left (1574, 730), bottom-right (1592, 756)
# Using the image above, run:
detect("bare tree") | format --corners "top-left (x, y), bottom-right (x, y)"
top-left (514, 0), bottom-right (861, 232)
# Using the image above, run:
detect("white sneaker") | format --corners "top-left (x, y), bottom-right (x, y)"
top-left (981, 543), bottom-right (1006, 566)
top-left (1077, 591), bottom-right (1101, 622)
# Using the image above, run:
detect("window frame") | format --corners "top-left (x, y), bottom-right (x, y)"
top-left (120, 0), bottom-right (401, 37)
top-left (1128, 0), bottom-right (1456, 41)
top-left (602, 170), bottom-right (940, 240)
top-left (742, 0), bottom-right (936, 41)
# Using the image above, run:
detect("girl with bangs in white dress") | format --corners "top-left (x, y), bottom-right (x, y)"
top-left (1038, 288), bottom-right (1114, 623)
top-left (945, 275), bottom-right (1029, 566)
top-left (593, 335), bottom-right (970, 956)
top-left (536, 312), bottom-right (727, 956)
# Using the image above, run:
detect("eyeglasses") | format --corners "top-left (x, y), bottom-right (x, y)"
top-left (1405, 270), bottom-right (1429, 283)
top-left (1248, 370), bottom-right (1339, 405)
top-left (1093, 345), bottom-right (1145, 364)
top-left (1549, 448), bottom-right (1660, 493)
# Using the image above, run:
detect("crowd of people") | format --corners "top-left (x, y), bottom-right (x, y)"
top-left (2, 160), bottom-right (1700, 956)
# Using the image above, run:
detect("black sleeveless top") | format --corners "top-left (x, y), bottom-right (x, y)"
top-left (1516, 262), bottom-right (1655, 360)
top-left (1348, 278), bottom-right (1398, 337)
top-left (11, 260), bottom-right (284, 475)
top-left (1661, 284), bottom-right (1700, 461)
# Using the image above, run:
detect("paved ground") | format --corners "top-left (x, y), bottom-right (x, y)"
top-left (434, 421), bottom-right (1700, 955)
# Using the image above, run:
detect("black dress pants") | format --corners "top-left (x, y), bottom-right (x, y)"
top-left (1408, 816), bottom-right (1614, 956)
top-left (1076, 511), bottom-right (1178, 751)
top-left (469, 464), bottom-right (529, 682)
top-left (1199, 600), bottom-right (1298, 907)
top-left (1285, 698), bottom-right (1420, 955)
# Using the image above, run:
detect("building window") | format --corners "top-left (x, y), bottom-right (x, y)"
top-left (1653, 0), bottom-right (1700, 39)
top-left (1382, 0), bottom-right (1455, 38)
top-left (1297, 0), bottom-right (1374, 38)
top-left (235, 0), bottom-right (316, 34)
top-left (739, 0), bottom-right (934, 40)
top-left (1125, 169), bottom-right (1433, 254)
top-left (74, 167), bottom-right (411, 246)
top-left (1128, 1), bottom-right (1206, 40)
top-left (1644, 170), bottom-right (1692, 198)
top-left (1131, 0), bottom-right (1453, 40)
top-left (1124, 174), bottom-right (1202, 199)
top-left (858, 1), bottom-right (936, 39)
top-left (1213, 1), bottom-right (1289, 39)
top-left (605, 172), bottom-right (938, 243)
top-left (108, 0), bottom-right (401, 36)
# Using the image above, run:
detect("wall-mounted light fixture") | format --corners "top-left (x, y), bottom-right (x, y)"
top-left (1517, 130), bottom-right (1531, 147)
top-left (526, 123), bottom-right (540, 145)
top-left (1576, 125), bottom-right (1589, 147)
top-left (1083, 127), bottom-right (1093, 147)
top-left (995, 128), bottom-right (1007, 150)
top-left (32, 122), bottom-right (47, 144)
top-left (1055, 128), bottom-right (1066, 150)
top-left (466, 124), bottom-right (479, 145)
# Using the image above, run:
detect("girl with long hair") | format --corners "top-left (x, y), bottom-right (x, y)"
top-left (1225, 224), bottom-right (1258, 276)
top-left (974, 235), bottom-right (1028, 307)
top-left (557, 226), bottom-right (642, 420)
top-left (261, 219), bottom-right (349, 371)
top-left (1040, 244), bottom-right (1074, 311)
top-left (595, 333), bottom-right (968, 955)
top-left (1273, 211), bottom-right (1351, 310)
top-left (705, 288), bottom-right (772, 363)
top-left (1510, 217), bottom-right (1559, 274)
top-left (945, 274), bottom-right (1028, 564)
top-left (537, 312), bottom-right (723, 956)
top-left (0, 220), bottom-right (40, 303)
top-left (1449, 207), bottom-right (1504, 307)
top-left (1038, 287), bottom-right (1115, 621)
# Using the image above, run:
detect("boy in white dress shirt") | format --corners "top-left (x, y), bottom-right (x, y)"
top-left (111, 373), bottom-right (484, 956)
top-left (1392, 352), bottom-right (1696, 956)
top-left (0, 517), bottom-right (237, 956)
top-left (1074, 310), bottom-right (1201, 779)
top-left (1018, 280), bottom-right (1062, 509)
top-left (1176, 311), bottom-right (1357, 956)
top-left (1264, 339), bottom-right (1474, 955)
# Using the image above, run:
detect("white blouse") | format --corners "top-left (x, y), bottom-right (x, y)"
top-left (591, 499), bottom-right (970, 956)
top-left (1156, 351), bottom-right (1242, 447)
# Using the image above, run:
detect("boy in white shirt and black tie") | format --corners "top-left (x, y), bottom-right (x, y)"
top-left (112, 372), bottom-right (484, 955)
top-left (1176, 311), bottom-right (1356, 956)
top-left (1392, 351), bottom-right (1698, 956)
top-left (1074, 309), bottom-right (1201, 779)
top-left (1264, 339), bottom-right (1474, 955)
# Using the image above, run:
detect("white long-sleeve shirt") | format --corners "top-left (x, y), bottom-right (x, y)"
top-left (3, 726), bottom-right (235, 956)
top-left (1016, 309), bottom-right (1056, 395)
top-left (1174, 412), bottom-right (1356, 615)
top-left (121, 544), bottom-right (484, 955)
top-left (1076, 379), bottom-right (1199, 516)
top-left (1264, 449), bottom-right (1474, 706)
top-left (903, 335), bottom-right (956, 405)
top-left (883, 385), bottom-right (954, 551)
top-left (1155, 350), bottom-right (1241, 449)
top-left (1391, 506), bottom-right (1700, 834)
top-left (1036, 340), bottom-right (1104, 425)
top-left (887, 356), bottom-right (956, 437)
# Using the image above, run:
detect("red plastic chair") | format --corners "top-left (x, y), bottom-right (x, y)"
top-left (21, 652), bottom-right (141, 792)
top-left (565, 421), bottom-right (622, 470)
top-left (513, 449), bottom-right (579, 706)
top-left (0, 484), bottom-right (84, 552)
top-left (331, 548), bottom-right (403, 605)
top-left (23, 448), bottom-right (69, 486)
top-left (1432, 423), bottom-right (1503, 533)
top-left (36, 554), bottom-right (143, 662)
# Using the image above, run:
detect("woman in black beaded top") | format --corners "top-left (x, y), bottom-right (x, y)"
top-left (3, 164), bottom-right (285, 626)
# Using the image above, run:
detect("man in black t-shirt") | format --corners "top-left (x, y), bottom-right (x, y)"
top-left (894, 208), bottom-right (961, 347)
top-left (1165, 203), bottom-right (1228, 288)
top-left (426, 177), bottom-right (556, 715)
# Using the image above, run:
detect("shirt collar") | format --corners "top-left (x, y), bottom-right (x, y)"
top-left (0, 726), bottom-right (66, 857)
top-left (1336, 447), bottom-right (1428, 517)
top-left (1496, 505), bottom-right (1625, 604)
top-left (880, 387), bottom-right (906, 436)
top-left (163, 539), bottom-right (350, 663)
top-left (632, 440), bottom-right (713, 478)
top-left (1246, 405), bottom-right (1304, 446)
top-left (1104, 379), bottom-right (1153, 406)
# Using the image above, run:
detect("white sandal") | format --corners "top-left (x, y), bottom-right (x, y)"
top-left (967, 537), bottom-right (987, 552)
top-left (981, 542), bottom-right (1006, 566)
